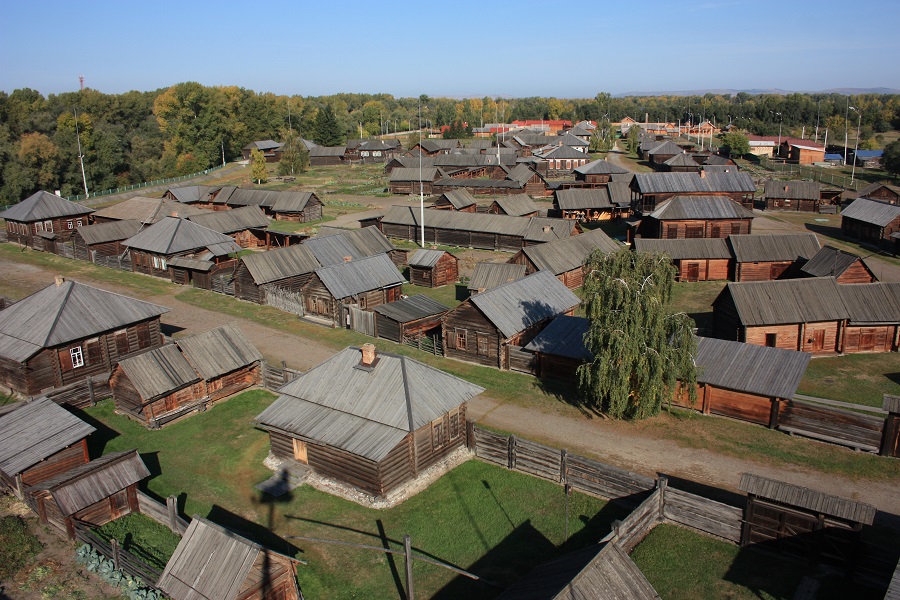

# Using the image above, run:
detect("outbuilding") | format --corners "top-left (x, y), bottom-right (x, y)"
top-left (799, 246), bottom-right (877, 283)
top-left (301, 254), bottom-right (406, 325)
top-left (467, 262), bottom-right (527, 295)
top-left (763, 180), bottom-right (821, 211)
top-left (407, 249), bottom-right (459, 288)
top-left (632, 237), bottom-right (731, 282)
top-left (727, 233), bottom-right (821, 281)
top-left (509, 228), bottom-right (621, 289)
top-left (373, 295), bottom-right (449, 344)
top-left (841, 197), bottom-right (900, 246)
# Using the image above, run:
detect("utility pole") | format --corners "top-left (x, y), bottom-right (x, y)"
top-left (73, 109), bottom-right (89, 198)
top-left (418, 99), bottom-right (425, 248)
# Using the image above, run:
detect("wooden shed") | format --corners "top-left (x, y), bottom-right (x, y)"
top-left (187, 205), bottom-right (269, 249)
top-left (270, 191), bottom-right (324, 222)
top-left (799, 246), bottom-right (877, 283)
top-left (630, 171), bottom-right (756, 214)
top-left (233, 244), bottom-right (321, 306)
top-left (572, 159), bottom-right (629, 185)
top-left (256, 345), bottom-right (484, 498)
top-left (90, 196), bottom-right (209, 224)
top-left (837, 282), bottom-right (900, 353)
top-left (727, 233), bottom-right (821, 282)
top-left (467, 262), bottom-right (527, 295)
top-left (0, 278), bottom-right (169, 396)
top-left (389, 167), bottom-right (440, 195)
top-left (309, 145), bottom-right (347, 166)
top-left (554, 188), bottom-right (628, 222)
top-left (301, 254), bottom-right (406, 325)
top-left (646, 140), bottom-right (686, 168)
top-left (157, 516), bottom-right (303, 600)
top-left (637, 195), bottom-right (753, 240)
top-left (432, 190), bottom-right (477, 212)
top-left (72, 219), bottom-right (143, 263)
top-left (0, 190), bottom-right (93, 247)
top-left (407, 249), bottom-right (459, 288)
top-left (738, 473), bottom-right (875, 572)
top-left (373, 295), bottom-right (449, 344)
top-left (854, 182), bottom-right (900, 204)
top-left (488, 194), bottom-right (539, 217)
top-left (442, 271), bottom-right (580, 370)
top-left (0, 397), bottom-right (95, 498)
top-left (763, 180), bottom-right (821, 211)
top-left (632, 238), bottom-right (731, 282)
top-left (28, 450), bottom-right (149, 539)
top-left (509, 228), bottom-right (621, 289)
top-left (523, 315), bottom-right (590, 381)
top-left (306, 226), bottom-right (406, 268)
top-left (841, 197), bottom-right (900, 246)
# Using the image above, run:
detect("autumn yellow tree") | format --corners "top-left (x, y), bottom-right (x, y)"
top-left (18, 133), bottom-right (60, 189)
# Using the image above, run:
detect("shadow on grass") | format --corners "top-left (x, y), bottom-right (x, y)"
top-left (67, 405), bottom-right (120, 458)
top-left (456, 284), bottom-right (470, 302)
top-left (886, 373), bottom-right (900, 387)
top-left (207, 504), bottom-right (301, 558)
top-left (530, 376), bottom-right (603, 419)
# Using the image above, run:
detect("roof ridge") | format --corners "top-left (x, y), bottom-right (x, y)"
top-left (41, 281), bottom-right (75, 347)
top-left (400, 356), bottom-right (416, 433)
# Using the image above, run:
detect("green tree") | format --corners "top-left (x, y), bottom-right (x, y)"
top-left (625, 125), bottom-right (642, 155)
top-left (250, 148), bottom-right (267, 184)
top-left (313, 105), bottom-right (344, 146)
top-left (720, 131), bottom-right (750, 157)
top-left (578, 249), bottom-right (697, 420)
top-left (883, 140), bottom-right (900, 177)
top-left (277, 130), bottom-right (309, 176)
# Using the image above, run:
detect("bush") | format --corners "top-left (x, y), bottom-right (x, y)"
top-left (0, 515), bottom-right (43, 580)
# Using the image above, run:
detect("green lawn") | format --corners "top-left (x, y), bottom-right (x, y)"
top-left (402, 280), bottom-right (466, 308)
top-left (670, 280), bottom-right (726, 333)
top-left (631, 523), bottom-right (882, 600)
top-left (94, 513), bottom-right (181, 571)
top-left (82, 392), bottom-right (625, 599)
top-left (797, 353), bottom-right (900, 406)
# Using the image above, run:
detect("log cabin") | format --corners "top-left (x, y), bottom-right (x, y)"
top-left (186, 205), bottom-right (269, 248)
top-left (373, 295), bottom-right (449, 344)
top-left (431, 164), bottom-right (552, 198)
top-left (233, 244), bottom-right (322, 305)
top-left (763, 180), bottom-right (822, 211)
top-left (28, 449), bottom-right (149, 539)
top-left (389, 167), bottom-right (440, 195)
top-left (407, 249), bottom-right (459, 288)
top-left (270, 191), bottom-right (324, 222)
top-left (0, 397), bottom-right (95, 499)
top-left (467, 262), bottom-right (527, 295)
top-left (0, 190), bottom-right (93, 247)
top-left (522, 315), bottom-right (591, 381)
top-left (72, 220), bottom-right (143, 263)
top-left (157, 516), bottom-right (303, 600)
top-left (635, 195), bottom-right (754, 240)
top-left (646, 140), bottom-right (686, 168)
top-left (572, 159), bottom-right (629, 185)
top-left (442, 271), bottom-right (580, 370)
top-left (90, 196), bottom-right (209, 224)
top-left (123, 216), bottom-right (242, 282)
top-left (0, 278), bottom-right (169, 396)
top-left (241, 140), bottom-right (283, 162)
top-left (431, 190), bottom-right (477, 212)
top-left (632, 238), bottom-right (731, 282)
top-left (553, 187), bottom-right (629, 221)
top-left (727, 233), bottom-right (821, 282)
top-left (854, 182), bottom-right (900, 204)
top-left (838, 282), bottom-right (900, 353)
top-left (255, 345), bottom-right (484, 499)
top-left (630, 171), bottom-right (757, 214)
top-left (799, 246), bottom-right (877, 283)
top-left (488, 194), bottom-right (539, 217)
top-left (110, 324), bottom-right (263, 427)
top-left (308, 145), bottom-right (348, 166)
top-left (661, 152), bottom-right (702, 173)
top-left (376, 205), bottom-right (580, 251)
top-left (841, 197), bottom-right (900, 247)
top-left (305, 226), bottom-right (406, 268)
top-left (509, 228), bottom-right (621, 289)
top-left (532, 144), bottom-right (591, 176)
top-left (162, 185), bottom-right (222, 207)
top-left (301, 254), bottom-right (406, 326)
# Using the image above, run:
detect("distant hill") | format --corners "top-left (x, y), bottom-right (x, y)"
top-left (616, 88), bottom-right (900, 97)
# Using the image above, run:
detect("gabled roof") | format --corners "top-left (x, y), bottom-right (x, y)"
top-left (557, 132), bottom-right (589, 147)
top-left (256, 347), bottom-right (483, 461)
top-left (574, 159), bottom-right (628, 176)
top-left (29, 450), bottom-right (149, 515)
top-left (632, 237), bottom-right (731, 260)
top-left (739, 473), bottom-right (875, 525)
top-left (715, 278), bottom-right (848, 326)
top-left (694, 337), bottom-right (810, 399)
top-left (0, 280), bottom-right (169, 361)
top-left (314, 254), bottom-right (406, 299)
top-left (535, 145), bottom-right (588, 160)
top-left (309, 145), bottom-right (347, 157)
top-left (408, 248), bottom-right (452, 268)
top-left (838, 282), bottom-right (900, 325)
top-left (0, 397), bottom-right (95, 476)
top-left (217, 188), bottom-right (281, 209)
top-left (243, 140), bottom-right (283, 151)
top-left (523, 315), bottom-right (590, 361)
top-left (380, 205), bottom-right (577, 242)
top-left (555, 188), bottom-right (616, 210)
top-left (0, 191), bottom-right (93, 222)
top-left (271, 192), bottom-right (319, 214)
top-left (115, 344), bottom-right (201, 400)
top-left (305, 226), bottom-right (395, 267)
top-left (389, 167), bottom-right (439, 182)
top-left (176, 324), bottom-right (263, 380)
top-left (372, 294), bottom-right (448, 323)
top-left (647, 140), bottom-right (684, 156)
top-left (436, 190), bottom-right (477, 210)
top-left (74, 219), bottom-right (143, 245)
top-left (124, 217), bottom-right (241, 255)
top-left (726, 233), bottom-right (820, 263)
top-left (856, 182), bottom-right (900, 197)
top-left (648, 196), bottom-right (754, 220)
top-left (187, 206), bottom-right (268, 234)
top-left (521, 229), bottom-right (620, 276)
top-left (164, 186), bottom-right (219, 204)
top-left (633, 171), bottom-right (756, 194)
top-left (469, 271), bottom-right (580, 338)
top-left (91, 197), bottom-right (209, 223)
top-left (764, 180), bottom-right (821, 200)
top-left (663, 152), bottom-right (701, 167)
top-left (468, 262), bottom-right (527, 292)
top-left (841, 197), bottom-right (900, 227)
top-left (506, 164), bottom-right (543, 186)
top-left (492, 194), bottom-right (539, 216)
top-left (800, 246), bottom-right (869, 278)
top-left (240, 243), bottom-right (320, 285)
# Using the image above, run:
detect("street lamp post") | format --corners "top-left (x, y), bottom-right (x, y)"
top-left (849, 106), bottom-right (861, 184)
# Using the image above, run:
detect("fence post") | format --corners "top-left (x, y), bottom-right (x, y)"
top-left (111, 538), bottom-right (120, 571)
top-left (657, 476), bottom-right (668, 519)
top-left (87, 376), bottom-right (95, 405)
top-left (507, 435), bottom-right (516, 470)
top-left (166, 495), bottom-right (178, 532)
top-left (282, 360), bottom-right (288, 384)
top-left (560, 449), bottom-right (567, 484)
top-left (466, 420), bottom-right (475, 451)
top-left (404, 534), bottom-right (415, 600)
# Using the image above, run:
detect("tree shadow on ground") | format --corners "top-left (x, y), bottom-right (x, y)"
top-left (530, 376), bottom-right (603, 419)
top-left (66, 405), bottom-right (120, 457)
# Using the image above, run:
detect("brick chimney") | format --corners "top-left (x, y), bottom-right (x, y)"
top-left (360, 343), bottom-right (376, 366)
top-left (699, 169), bottom-right (707, 178)
top-left (54, 275), bottom-right (65, 287)
top-left (343, 256), bottom-right (353, 263)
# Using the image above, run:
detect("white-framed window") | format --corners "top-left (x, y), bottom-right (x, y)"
top-left (373, 151), bottom-right (382, 157)
top-left (76, 219), bottom-right (83, 227)
top-left (152, 256), bottom-right (160, 269)
top-left (70, 346), bottom-right (84, 368)
top-left (43, 220), bottom-right (53, 232)
top-left (67, 220), bottom-right (74, 229)
top-left (160, 257), bottom-right (167, 270)
top-left (35, 221), bottom-right (43, 232)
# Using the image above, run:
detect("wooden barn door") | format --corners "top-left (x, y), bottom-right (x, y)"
top-left (110, 490), bottom-right (130, 520)
top-left (686, 262), bottom-right (700, 282)
top-left (808, 329), bottom-right (825, 352)
top-left (292, 439), bottom-right (308, 464)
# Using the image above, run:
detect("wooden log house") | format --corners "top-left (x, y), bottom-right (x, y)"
top-left (233, 243), bottom-right (321, 305)
top-left (763, 180), bottom-right (822, 211)
top-left (442, 271), bottom-right (580, 371)
top-left (0, 397), bottom-right (95, 499)
top-left (841, 197), bottom-right (900, 247)
top-left (854, 182), bottom-right (900, 204)
top-left (372, 295), bottom-right (449, 344)
top-left (308, 145), bottom-right (348, 166)
top-left (509, 228), bottom-right (621, 289)
top-left (488, 194), bottom-right (539, 217)
top-left (634, 195), bottom-right (754, 240)
top-left (630, 171), bottom-right (757, 214)
top-left (727, 233), bottom-right (821, 282)
top-left (306, 226), bottom-right (407, 268)
top-left (389, 167), bottom-right (440, 195)
top-left (799, 246), bottom-right (877, 283)
top-left (255, 345), bottom-right (484, 498)
top-left (407, 249), bottom-right (459, 288)
top-left (270, 191), bottom-right (324, 222)
top-left (186, 205), bottom-right (269, 248)
top-left (72, 219), bottom-right (143, 263)
top-left (431, 190), bottom-right (477, 212)
top-left (522, 315), bottom-right (591, 381)
top-left (0, 278), bottom-right (169, 396)
top-left (837, 282), bottom-right (900, 353)
top-left (572, 158), bottom-right (629, 185)
top-left (157, 516), bottom-right (303, 600)
top-left (467, 262), bottom-right (527, 295)
top-left (0, 190), bottom-right (93, 248)
top-left (632, 238), bottom-right (731, 282)
top-left (554, 187), bottom-right (628, 222)
top-left (90, 196), bottom-right (210, 224)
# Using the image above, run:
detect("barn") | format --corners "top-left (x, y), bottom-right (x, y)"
top-left (799, 246), bottom-right (877, 283)
top-left (432, 190), bottom-right (477, 212)
top-left (0, 278), bottom-right (169, 396)
top-left (509, 228), bottom-right (621, 289)
top-left (270, 191), bottom-right (324, 222)
top-left (632, 238), bottom-right (731, 282)
top-left (0, 190), bottom-right (93, 248)
top-left (72, 220), bottom-right (143, 263)
top-left (841, 197), bottom-right (900, 246)
top-left (373, 295), bottom-right (449, 344)
top-left (407, 249), bottom-right (459, 288)
top-left (763, 180), bottom-right (821, 212)
top-left (90, 196), bottom-right (209, 224)
top-left (187, 205), bottom-right (269, 249)
top-left (442, 271), bottom-right (580, 370)
top-left (157, 516), bottom-right (303, 600)
top-left (255, 345), bottom-right (484, 498)
top-left (488, 194), bottom-right (539, 217)
top-left (635, 195), bottom-right (753, 240)
top-left (0, 397), bottom-right (95, 498)
top-left (28, 449), bottom-right (149, 539)
top-left (727, 233), bottom-right (821, 282)
top-left (467, 262), bottom-right (527, 295)
top-left (522, 315), bottom-right (591, 381)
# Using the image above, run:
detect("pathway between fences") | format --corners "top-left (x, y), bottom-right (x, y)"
top-left (73, 520), bottom-right (162, 587)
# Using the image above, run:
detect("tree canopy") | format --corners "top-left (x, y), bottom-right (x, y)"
top-left (277, 129), bottom-right (309, 176)
top-left (720, 131), bottom-right (750, 157)
top-left (313, 105), bottom-right (344, 146)
top-left (250, 148), bottom-right (267, 184)
top-left (883, 140), bottom-right (900, 176)
top-left (578, 249), bottom-right (697, 420)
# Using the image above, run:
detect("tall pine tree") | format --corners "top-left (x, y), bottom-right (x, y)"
top-left (313, 105), bottom-right (344, 146)
top-left (578, 248), bottom-right (697, 420)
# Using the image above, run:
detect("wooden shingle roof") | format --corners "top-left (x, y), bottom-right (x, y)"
top-left (523, 315), bottom-right (591, 361)
top-left (314, 254), bottom-right (406, 300)
top-left (123, 217), bottom-right (241, 255)
top-left (91, 197), bottom-right (209, 223)
top-left (372, 294), bottom-right (448, 323)
top-left (841, 197), bottom-right (900, 227)
top-left (764, 180), bottom-right (820, 200)
top-left (715, 278), bottom-right (848, 326)
top-left (800, 246), bottom-right (869, 278)
top-left (521, 229), bottom-right (620, 276)
top-left (389, 167), bottom-right (439, 182)
top-left (739, 473), bottom-right (876, 525)
top-left (187, 205), bottom-right (268, 234)
top-left (436, 190), bottom-right (476, 210)
top-left (663, 152), bottom-right (701, 167)
top-left (574, 159), bottom-right (628, 176)
top-left (0, 398), bottom-right (95, 476)
top-left (115, 344), bottom-right (201, 401)
top-left (837, 282), bottom-right (900, 325)
top-left (177, 324), bottom-right (263, 380)
top-left (646, 140), bottom-right (684, 156)
top-left (468, 262), bottom-right (527, 292)
top-left (271, 192), bottom-right (319, 213)
top-left (74, 220), bottom-right (143, 245)
top-left (633, 171), bottom-right (756, 194)
top-left (726, 233), bottom-right (820, 263)
top-left (407, 248), bottom-right (450, 268)
top-left (492, 194), bottom-right (539, 216)
top-left (648, 196), bottom-right (754, 220)
top-left (555, 188), bottom-right (616, 210)
top-left (256, 347), bottom-right (484, 461)
top-left (0, 191), bottom-right (92, 222)
top-left (305, 227), bottom-right (395, 267)
top-left (694, 337), bottom-right (810, 399)
top-left (380, 205), bottom-right (577, 242)
top-left (309, 145), bottom-right (347, 157)
top-left (469, 271), bottom-right (580, 338)
top-left (164, 186), bottom-right (219, 204)
top-left (632, 237), bottom-right (731, 260)
top-left (240, 244), bottom-right (321, 285)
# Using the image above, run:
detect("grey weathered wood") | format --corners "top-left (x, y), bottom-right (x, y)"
top-left (404, 534), bottom-right (415, 600)
top-left (167, 495), bottom-right (177, 532)
top-left (111, 537), bottom-right (120, 571)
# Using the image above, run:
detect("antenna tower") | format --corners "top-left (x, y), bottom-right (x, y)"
top-left (79, 75), bottom-right (84, 90)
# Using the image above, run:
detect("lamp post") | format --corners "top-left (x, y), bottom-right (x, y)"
top-left (849, 106), bottom-right (861, 184)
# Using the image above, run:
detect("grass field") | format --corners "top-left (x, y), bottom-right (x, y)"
top-left (797, 353), bottom-right (900, 406)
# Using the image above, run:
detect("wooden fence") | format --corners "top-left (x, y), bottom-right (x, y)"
top-left (73, 520), bottom-right (163, 586)
top-left (261, 361), bottom-right (302, 391)
top-left (136, 491), bottom-right (189, 534)
top-left (402, 334), bottom-right (443, 355)
top-left (45, 374), bottom-right (111, 409)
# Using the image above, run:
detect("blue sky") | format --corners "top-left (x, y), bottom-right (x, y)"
top-left (2, 0), bottom-right (898, 98)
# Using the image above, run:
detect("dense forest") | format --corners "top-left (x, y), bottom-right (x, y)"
top-left (2, 84), bottom-right (899, 200)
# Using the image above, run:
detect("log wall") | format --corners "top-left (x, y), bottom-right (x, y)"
top-left (442, 302), bottom-right (502, 368)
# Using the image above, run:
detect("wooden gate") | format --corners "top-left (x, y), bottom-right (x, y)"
top-left (264, 286), bottom-right (305, 316)
top-left (507, 345), bottom-right (537, 374)
top-left (348, 305), bottom-right (376, 337)
top-left (211, 275), bottom-right (235, 296)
